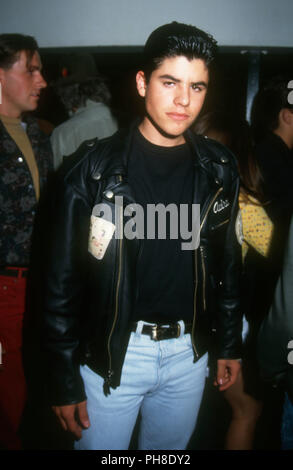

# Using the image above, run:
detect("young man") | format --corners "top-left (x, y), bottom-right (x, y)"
top-left (44, 22), bottom-right (242, 450)
top-left (0, 34), bottom-right (53, 449)
top-left (251, 77), bottom-right (293, 298)
top-left (258, 214), bottom-right (293, 450)
top-left (252, 77), bottom-right (293, 221)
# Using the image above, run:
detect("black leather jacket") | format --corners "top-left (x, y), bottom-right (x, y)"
top-left (258, 215), bottom-right (293, 404)
top-left (44, 125), bottom-right (242, 406)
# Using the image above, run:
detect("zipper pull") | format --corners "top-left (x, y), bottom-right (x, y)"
top-left (103, 370), bottom-right (114, 396)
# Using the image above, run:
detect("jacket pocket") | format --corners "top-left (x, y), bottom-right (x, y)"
top-left (211, 218), bottom-right (230, 231)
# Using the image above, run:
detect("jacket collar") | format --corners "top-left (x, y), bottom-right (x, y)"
top-left (106, 122), bottom-right (230, 183)
top-left (116, 121), bottom-right (204, 167)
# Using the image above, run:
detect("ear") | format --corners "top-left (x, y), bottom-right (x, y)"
top-left (282, 108), bottom-right (293, 126)
top-left (136, 70), bottom-right (147, 98)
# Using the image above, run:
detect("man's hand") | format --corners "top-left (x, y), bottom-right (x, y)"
top-left (214, 359), bottom-right (241, 391)
top-left (52, 400), bottom-right (90, 439)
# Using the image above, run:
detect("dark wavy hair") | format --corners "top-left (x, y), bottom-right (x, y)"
top-left (0, 33), bottom-right (39, 69)
top-left (143, 21), bottom-right (217, 82)
top-left (55, 75), bottom-right (112, 113)
top-left (193, 110), bottom-right (266, 203)
top-left (251, 76), bottom-right (293, 143)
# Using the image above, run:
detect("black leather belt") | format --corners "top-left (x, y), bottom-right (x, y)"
top-left (131, 322), bottom-right (192, 341)
top-left (0, 267), bottom-right (28, 278)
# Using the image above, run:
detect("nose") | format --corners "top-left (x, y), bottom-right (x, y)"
top-left (174, 85), bottom-right (190, 107)
top-left (36, 71), bottom-right (47, 89)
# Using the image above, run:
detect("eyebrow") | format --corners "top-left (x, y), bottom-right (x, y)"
top-left (26, 56), bottom-right (42, 71)
top-left (29, 64), bottom-right (41, 70)
top-left (159, 74), bottom-right (208, 88)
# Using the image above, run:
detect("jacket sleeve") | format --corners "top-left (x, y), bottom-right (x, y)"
top-left (43, 164), bottom-right (93, 406)
top-left (258, 216), bottom-right (293, 402)
top-left (216, 171), bottom-right (243, 359)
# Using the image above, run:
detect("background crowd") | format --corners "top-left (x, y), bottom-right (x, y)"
top-left (0, 33), bottom-right (293, 450)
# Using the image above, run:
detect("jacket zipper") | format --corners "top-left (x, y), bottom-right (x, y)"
top-left (192, 248), bottom-right (199, 358)
top-left (200, 246), bottom-right (206, 311)
top-left (105, 176), bottom-right (123, 391)
top-left (191, 186), bottom-right (223, 358)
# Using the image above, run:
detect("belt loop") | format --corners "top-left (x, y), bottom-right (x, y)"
top-left (178, 320), bottom-right (185, 337)
top-left (135, 320), bottom-right (144, 336)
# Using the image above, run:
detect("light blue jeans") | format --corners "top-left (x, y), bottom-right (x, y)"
top-left (75, 320), bottom-right (208, 450)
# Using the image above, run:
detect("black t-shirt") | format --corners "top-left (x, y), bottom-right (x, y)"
top-left (127, 128), bottom-right (194, 323)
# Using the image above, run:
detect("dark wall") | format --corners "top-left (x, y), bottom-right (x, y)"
top-left (35, 46), bottom-right (293, 130)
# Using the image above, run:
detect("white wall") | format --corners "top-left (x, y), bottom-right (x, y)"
top-left (0, 0), bottom-right (292, 48)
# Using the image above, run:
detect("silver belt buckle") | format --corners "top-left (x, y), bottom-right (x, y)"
top-left (151, 323), bottom-right (181, 341)
top-left (151, 325), bottom-right (158, 341)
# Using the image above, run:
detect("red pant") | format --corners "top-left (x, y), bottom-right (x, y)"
top-left (0, 269), bottom-right (27, 450)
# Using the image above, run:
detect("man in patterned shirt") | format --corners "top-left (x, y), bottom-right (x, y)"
top-left (0, 34), bottom-right (53, 449)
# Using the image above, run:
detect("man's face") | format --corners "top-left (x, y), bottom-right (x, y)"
top-left (0, 50), bottom-right (46, 118)
top-left (136, 55), bottom-right (209, 146)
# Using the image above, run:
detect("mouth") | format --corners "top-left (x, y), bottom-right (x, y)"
top-left (166, 112), bottom-right (190, 121)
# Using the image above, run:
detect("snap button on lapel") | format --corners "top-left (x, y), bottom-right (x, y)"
top-left (17, 156), bottom-right (23, 162)
top-left (220, 156), bottom-right (228, 163)
top-left (104, 190), bottom-right (114, 199)
top-left (93, 172), bottom-right (101, 180)
top-left (215, 178), bottom-right (222, 186)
